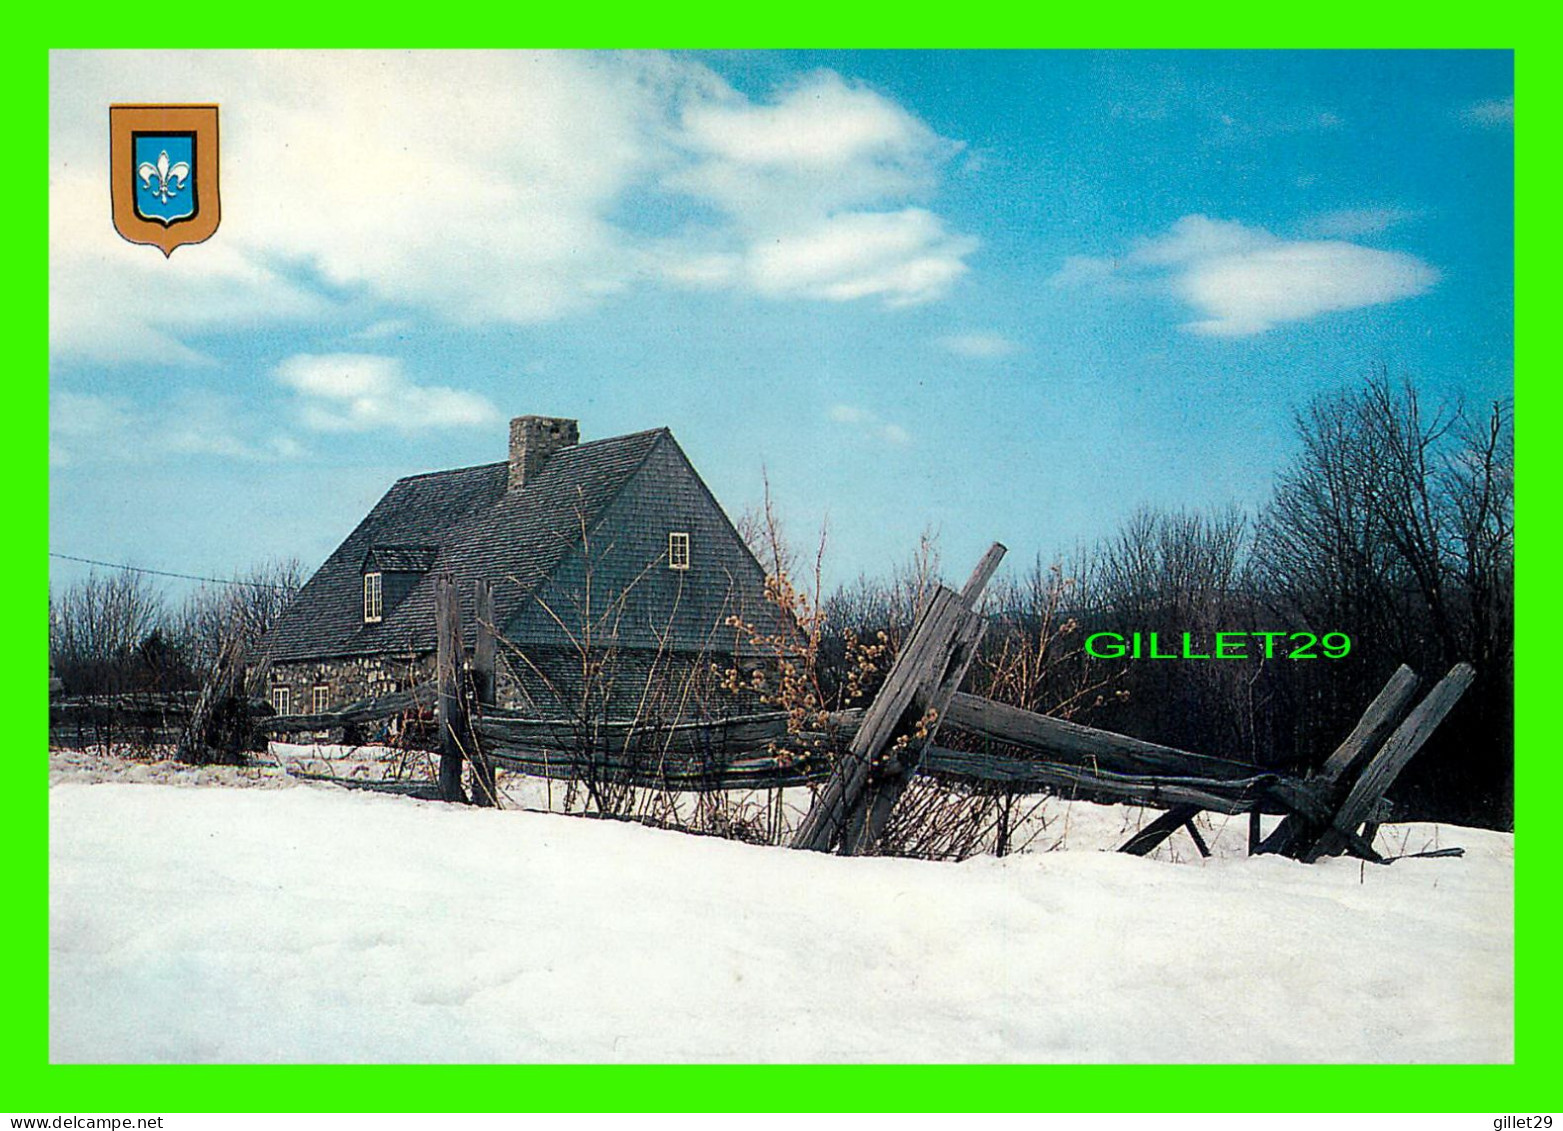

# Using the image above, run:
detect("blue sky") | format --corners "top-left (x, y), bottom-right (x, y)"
top-left (48, 50), bottom-right (1513, 596)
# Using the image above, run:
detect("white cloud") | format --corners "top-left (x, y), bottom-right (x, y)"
top-left (51, 388), bottom-right (301, 465)
top-left (746, 209), bottom-right (975, 306)
top-left (672, 71), bottom-right (958, 218)
top-left (51, 390), bottom-right (132, 438)
top-left (680, 70), bottom-right (947, 175)
top-left (1177, 241), bottom-right (1439, 337)
top-left (935, 332), bottom-right (1021, 359)
top-left (1131, 215), bottom-right (1270, 266)
top-left (1461, 97), bottom-right (1514, 129)
top-left (50, 52), bottom-right (977, 363)
top-left (48, 168), bottom-right (323, 365)
top-left (274, 353), bottom-right (500, 433)
top-left (1298, 207), bottom-right (1418, 239)
top-left (664, 72), bottom-right (976, 308)
top-left (654, 250), bottom-right (742, 288)
top-left (351, 319), bottom-right (416, 342)
top-left (827, 403), bottom-right (911, 447)
top-left (50, 391), bottom-right (131, 466)
top-left (1051, 215), bottom-right (1439, 337)
top-left (828, 405), bottom-right (868, 424)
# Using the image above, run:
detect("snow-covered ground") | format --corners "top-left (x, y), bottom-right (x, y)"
top-left (49, 750), bottom-right (1513, 1063)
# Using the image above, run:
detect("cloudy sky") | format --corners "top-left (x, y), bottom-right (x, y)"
top-left (49, 50), bottom-right (1513, 593)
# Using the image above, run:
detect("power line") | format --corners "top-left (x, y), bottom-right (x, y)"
top-left (49, 553), bottom-right (297, 591)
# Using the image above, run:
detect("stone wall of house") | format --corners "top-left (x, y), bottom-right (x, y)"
top-left (266, 653), bottom-right (435, 716)
top-left (268, 644), bottom-right (771, 724)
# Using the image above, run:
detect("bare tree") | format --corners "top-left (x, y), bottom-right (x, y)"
top-left (174, 558), bottom-right (305, 692)
top-left (1254, 372), bottom-right (1513, 824)
top-left (50, 568), bottom-right (167, 695)
top-left (1256, 373), bottom-right (1513, 670)
top-left (1445, 398), bottom-right (1515, 677)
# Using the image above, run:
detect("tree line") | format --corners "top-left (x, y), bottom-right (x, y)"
top-left (809, 372), bottom-right (1513, 829)
top-left (49, 559), bottom-right (304, 698)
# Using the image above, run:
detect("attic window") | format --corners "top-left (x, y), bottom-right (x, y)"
top-left (668, 531), bottom-right (691, 571)
top-left (364, 572), bottom-right (384, 623)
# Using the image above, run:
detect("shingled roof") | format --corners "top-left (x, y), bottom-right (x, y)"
top-left (264, 427), bottom-right (669, 662)
top-left (361, 545), bottom-right (440, 573)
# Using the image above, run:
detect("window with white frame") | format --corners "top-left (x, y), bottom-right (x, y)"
top-left (312, 685), bottom-right (330, 715)
top-left (271, 686), bottom-right (291, 716)
top-left (363, 572), bottom-right (383, 622)
top-left (668, 531), bottom-right (691, 571)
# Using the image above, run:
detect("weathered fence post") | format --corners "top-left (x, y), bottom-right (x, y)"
top-left (1299, 663), bottom-right (1475, 863)
top-left (435, 574), bottom-right (468, 803)
top-left (469, 578), bottom-right (500, 807)
top-left (793, 542), bottom-right (1006, 855)
top-left (1257, 664), bottom-right (1421, 857)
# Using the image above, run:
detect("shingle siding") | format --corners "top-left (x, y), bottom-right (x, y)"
top-left (494, 645), bottom-right (764, 721)
top-left (504, 438), bottom-right (788, 655)
top-left (380, 570), bottom-right (422, 613)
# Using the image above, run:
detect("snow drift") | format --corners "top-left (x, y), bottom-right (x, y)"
top-left (49, 775), bottom-right (1512, 1063)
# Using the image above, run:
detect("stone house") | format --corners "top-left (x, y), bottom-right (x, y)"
top-left (262, 416), bottom-right (798, 723)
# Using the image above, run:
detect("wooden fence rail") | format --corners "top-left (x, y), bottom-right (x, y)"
top-left (474, 711), bottom-right (817, 756)
top-left (52, 666), bottom-right (1431, 835)
top-left (484, 746), bottom-right (825, 791)
top-left (478, 735), bottom-right (1330, 816)
top-left (51, 545), bottom-right (1476, 866)
top-left (256, 686), bottom-right (437, 734)
top-left (941, 692), bottom-right (1261, 782)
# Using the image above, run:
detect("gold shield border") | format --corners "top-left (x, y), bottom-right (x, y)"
top-left (109, 104), bottom-right (221, 257)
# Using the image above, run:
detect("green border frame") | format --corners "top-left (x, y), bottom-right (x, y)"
top-left (15, 14), bottom-right (1545, 1113)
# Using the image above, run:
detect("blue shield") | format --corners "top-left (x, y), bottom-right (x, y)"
top-left (132, 132), bottom-right (197, 226)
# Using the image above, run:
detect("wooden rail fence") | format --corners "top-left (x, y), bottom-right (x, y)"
top-left (50, 540), bottom-right (1476, 865)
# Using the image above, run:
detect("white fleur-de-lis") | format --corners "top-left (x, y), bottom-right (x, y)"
top-left (136, 149), bottom-right (190, 204)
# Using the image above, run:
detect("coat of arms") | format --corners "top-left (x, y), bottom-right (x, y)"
top-left (109, 104), bottom-right (221, 256)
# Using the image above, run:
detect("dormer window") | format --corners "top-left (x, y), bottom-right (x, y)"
top-left (358, 545), bottom-right (436, 625)
top-left (668, 531), bottom-right (691, 571)
top-left (363, 572), bottom-right (383, 622)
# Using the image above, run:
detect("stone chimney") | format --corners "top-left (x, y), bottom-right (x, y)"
top-left (508, 415), bottom-right (579, 492)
